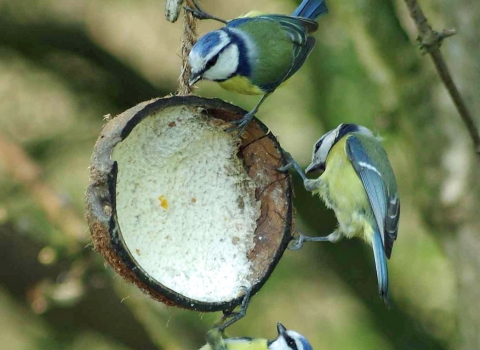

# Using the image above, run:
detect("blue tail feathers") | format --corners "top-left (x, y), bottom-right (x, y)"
top-left (372, 229), bottom-right (389, 305)
top-left (291, 0), bottom-right (328, 20)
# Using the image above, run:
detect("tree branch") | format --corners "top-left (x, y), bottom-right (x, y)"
top-left (402, 0), bottom-right (480, 158)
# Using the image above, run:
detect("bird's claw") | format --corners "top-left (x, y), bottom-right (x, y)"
top-left (288, 231), bottom-right (307, 251)
top-left (226, 113), bottom-right (254, 135)
top-left (288, 230), bottom-right (332, 251)
top-left (184, 1), bottom-right (228, 23)
top-left (214, 286), bottom-right (252, 332)
top-left (184, 5), bottom-right (208, 20)
top-left (278, 152), bottom-right (307, 181)
top-left (278, 152), bottom-right (295, 172)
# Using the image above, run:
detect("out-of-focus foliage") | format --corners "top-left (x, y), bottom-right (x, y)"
top-left (0, 0), bottom-right (479, 349)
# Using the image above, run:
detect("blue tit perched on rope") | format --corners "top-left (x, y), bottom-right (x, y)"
top-left (187, 0), bottom-right (328, 133)
top-left (281, 124), bottom-right (400, 303)
top-left (200, 322), bottom-right (313, 350)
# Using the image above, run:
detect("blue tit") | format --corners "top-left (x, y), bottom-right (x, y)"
top-left (282, 124), bottom-right (400, 303)
top-left (200, 322), bottom-right (313, 350)
top-left (187, 0), bottom-right (328, 132)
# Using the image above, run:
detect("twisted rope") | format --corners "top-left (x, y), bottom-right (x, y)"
top-left (178, 0), bottom-right (198, 95)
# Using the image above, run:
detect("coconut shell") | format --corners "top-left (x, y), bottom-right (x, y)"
top-left (85, 96), bottom-right (293, 312)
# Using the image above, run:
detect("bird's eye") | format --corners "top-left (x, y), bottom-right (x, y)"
top-left (286, 338), bottom-right (297, 350)
top-left (205, 55), bottom-right (218, 69)
top-left (314, 140), bottom-right (324, 154)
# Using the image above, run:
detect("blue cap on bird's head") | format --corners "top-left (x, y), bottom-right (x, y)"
top-left (188, 30), bottom-right (239, 86)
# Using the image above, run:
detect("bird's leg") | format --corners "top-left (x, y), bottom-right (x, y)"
top-left (213, 286), bottom-right (252, 333)
top-left (226, 93), bottom-right (271, 135)
top-left (288, 230), bottom-right (342, 251)
top-left (304, 178), bottom-right (322, 192)
top-left (184, 1), bottom-right (228, 24)
top-left (205, 328), bottom-right (228, 350)
top-left (278, 152), bottom-right (308, 181)
top-left (278, 153), bottom-right (323, 192)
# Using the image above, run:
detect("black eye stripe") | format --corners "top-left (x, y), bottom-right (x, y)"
top-left (285, 335), bottom-right (298, 350)
top-left (314, 138), bottom-right (323, 153)
top-left (205, 55), bottom-right (218, 69)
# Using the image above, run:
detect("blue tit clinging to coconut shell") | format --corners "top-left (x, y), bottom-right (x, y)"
top-left (281, 124), bottom-right (400, 304)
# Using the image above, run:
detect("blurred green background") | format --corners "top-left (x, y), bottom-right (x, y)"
top-left (1, 0), bottom-right (479, 349)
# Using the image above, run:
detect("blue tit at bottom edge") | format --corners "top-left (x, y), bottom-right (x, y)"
top-left (200, 323), bottom-right (312, 350)
top-left (297, 124), bottom-right (400, 303)
top-left (187, 0), bottom-right (328, 129)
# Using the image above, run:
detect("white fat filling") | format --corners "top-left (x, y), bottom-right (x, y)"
top-left (112, 106), bottom-right (261, 302)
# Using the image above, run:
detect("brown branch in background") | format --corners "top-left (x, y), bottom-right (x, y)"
top-left (0, 137), bottom-right (87, 252)
top-left (178, 0), bottom-right (198, 95)
top-left (402, 0), bottom-right (480, 158)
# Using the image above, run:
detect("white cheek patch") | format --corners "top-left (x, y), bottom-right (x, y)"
top-left (269, 337), bottom-right (288, 350)
top-left (316, 129), bottom-right (338, 164)
top-left (189, 53), bottom-right (204, 75)
top-left (269, 330), bottom-right (310, 350)
top-left (189, 30), bottom-right (231, 75)
top-left (203, 44), bottom-right (239, 81)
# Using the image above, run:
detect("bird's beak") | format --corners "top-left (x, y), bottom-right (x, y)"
top-left (277, 322), bottom-right (286, 336)
top-left (305, 162), bottom-right (324, 174)
top-left (189, 73), bottom-right (202, 86)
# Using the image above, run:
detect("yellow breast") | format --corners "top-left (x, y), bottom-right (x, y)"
top-left (314, 137), bottom-right (376, 244)
top-left (218, 75), bottom-right (265, 95)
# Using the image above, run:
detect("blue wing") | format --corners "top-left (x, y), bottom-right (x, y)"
top-left (284, 36), bottom-right (316, 82)
top-left (228, 13), bottom-right (323, 91)
top-left (257, 15), bottom-right (318, 41)
top-left (346, 135), bottom-right (399, 259)
top-left (257, 16), bottom-right (317, 89)
top-left (292, 0), bottom-right (329, 20)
